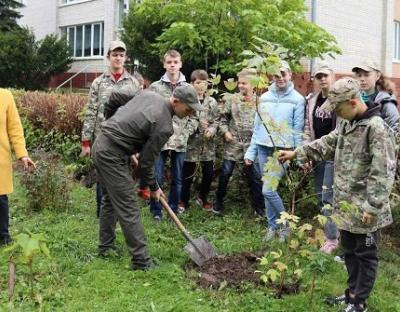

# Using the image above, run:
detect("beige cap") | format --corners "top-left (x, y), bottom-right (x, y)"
top-left (108, 40), bottom-right (127, 52)
top-left (352, 60), bottom-right (380, 73)
top-left (313, 61), bottom-right (333, 77)
top-left (320, 77), bottom-right (360, 112)
top-left (279, 60), bottom-right (291, 72)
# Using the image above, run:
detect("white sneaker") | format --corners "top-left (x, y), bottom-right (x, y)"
top-left (278, 226), bottom-right (290, 242)
top-left (263, 228), bottom-right (276, 242)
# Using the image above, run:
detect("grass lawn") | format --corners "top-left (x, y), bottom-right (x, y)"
top-left (1, 179), bottom-right (400, 312)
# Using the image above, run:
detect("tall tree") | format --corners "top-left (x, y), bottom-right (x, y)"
top-left (122, 0), bottom-right (341, 81)
top-left (0, 0), bottom-right (24, 31)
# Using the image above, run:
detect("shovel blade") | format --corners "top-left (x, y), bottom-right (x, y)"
top-left (183, 236), bottom-right (217, 266)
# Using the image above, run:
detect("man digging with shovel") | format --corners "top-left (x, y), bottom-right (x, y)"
top-left (92, 85), bottom-right (203, 270)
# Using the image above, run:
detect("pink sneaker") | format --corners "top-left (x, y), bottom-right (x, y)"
top-left (320, 238), bottom-right (339, 254)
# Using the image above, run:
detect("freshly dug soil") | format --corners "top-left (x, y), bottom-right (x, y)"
top-left (191, 251), bottom-right (263, 289)
top-left (187, 251), bottom-right (300, 296)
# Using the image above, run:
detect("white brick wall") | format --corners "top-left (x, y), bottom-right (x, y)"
top-left (18, 0), bottom-right (57, 40)
top-left (306, 0), bottom-right (394, 76)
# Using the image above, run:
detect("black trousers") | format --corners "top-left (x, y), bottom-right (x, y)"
top-left (181, 160), bottom-right (214, 207)
top-left (215, 159), bottom-right (265, 216)
top-left (0, 195), bottom-right (10, 242)
top-left (340, 230), bottom-right (379, 305)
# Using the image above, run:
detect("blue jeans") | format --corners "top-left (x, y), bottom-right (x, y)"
top-left (215, 159), bottom-right (265, 215)
top-left (314, 161), bottom-right (338, 239)
top-left (0, 195), bottom-right (10, 241)
top-left (150, 150), bottom-right (186, 217)
top-left (257, 146), bottom-right (286, 230)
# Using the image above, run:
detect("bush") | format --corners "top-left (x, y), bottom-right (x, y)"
top-left (12, 90), bottom-right (86, 163)
top-left (0, 29), bottom-right (72, 89)
top-left (19, 151), bottom-right (71, 212)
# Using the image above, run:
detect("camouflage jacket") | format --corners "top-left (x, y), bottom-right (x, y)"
top-left (81, 70), bottom-right (140, 143)
top-left (148, 73), bottom-right (198, 152)
top-left (219, 93), bottom-right (257, 161)
top-left (185, 95), bottom-right (220, 162)
top-left (296, 110), bottom-right (396, 234)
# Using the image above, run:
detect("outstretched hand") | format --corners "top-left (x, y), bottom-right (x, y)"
top-left (278, 150), bottom-right (296, 163)
top-left (19, 156), bottom-right (36, 171)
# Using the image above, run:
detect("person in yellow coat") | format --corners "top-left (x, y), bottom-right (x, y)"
top-left (0, 89), bottom-right (35, 246)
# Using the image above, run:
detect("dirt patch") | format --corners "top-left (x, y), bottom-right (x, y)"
top-left (188, 251), bottom-right (262, 290)
top-left (186, 251), bottom-right (300, 296)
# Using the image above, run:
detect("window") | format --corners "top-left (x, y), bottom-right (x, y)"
top-left (62, 22), bottom-right (104, 58)
top-left (394, 21), bottom-right (400, 61)
top-left (60, 0), bottom-right (93, 5)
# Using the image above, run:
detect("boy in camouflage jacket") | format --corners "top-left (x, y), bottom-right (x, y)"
top-left (80, 40), bottom-right (140, 217)
top-left (279, 78), bottom-right (397, 312)
top-left (213, 68), bottom-right (264, 216)
top-left (180, 70), bottom-right (220, 210)
top-left (147, 50), bottom-right (198, 219)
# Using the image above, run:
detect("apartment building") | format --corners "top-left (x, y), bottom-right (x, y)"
top-left (17, 0), bottom-right (400, 93)
top-left (18, 0), bottom-right (131, 87)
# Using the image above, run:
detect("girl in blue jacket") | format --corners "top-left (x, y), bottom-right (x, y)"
top-left (245, 61), bottom-right (305, 241)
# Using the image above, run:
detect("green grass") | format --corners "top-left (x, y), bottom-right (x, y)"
top-left (1, 180), bottom-right (400, 312)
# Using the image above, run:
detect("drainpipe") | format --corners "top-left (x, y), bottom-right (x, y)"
top-left (310, 0), bottom-right (317, 77)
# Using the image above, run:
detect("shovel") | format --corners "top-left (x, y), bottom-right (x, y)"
top-left (159, 197), bottom-right (217, 266)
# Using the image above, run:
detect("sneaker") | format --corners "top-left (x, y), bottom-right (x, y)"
top-left (196, 196), bottom-right (213, 211)
top-left (177, 206), bottom-right (185, 214)
top-left (132, 260), bottom-right (158, 271)
top-left (263, 228), bottom-right (276, 242)
top-left (334, 254), bottom-right (345, 264)
top-left (324, 294), bottom-right (348, 306)
top-left (153, 215), bottom-right (161, 223)
top-left (320, 238), bottom-right (339, 254)
top-left (341, 303), bottom-right (367, 312)
top-left (211, 201), bottom-right (223, 215)
top-left (278, 226), bottom-right (290, 242)
top-left (0, 237), bottom-right (13, 247)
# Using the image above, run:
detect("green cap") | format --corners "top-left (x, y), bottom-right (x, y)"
top-left (173, 85), bottom-right (204, 111)
top-left (352, 60), bottom-right (380, 73)
top-left (320, 77), bottom-right (360, 112)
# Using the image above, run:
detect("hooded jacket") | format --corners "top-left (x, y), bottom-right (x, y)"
top-left (245, 81), bottom-right (305, 161)
top-left (296, 105), bottom-right (396, 234)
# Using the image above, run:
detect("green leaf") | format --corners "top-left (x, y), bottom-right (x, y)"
top-left (289, 239), bottom-right (299, 250)
top-left (259, 257), bottom-right (269, 266)
top-left (266, 269), bottom-right (280, 282)
top-left (274, 261), bottom-right (288, 272)
top-left (223, 79), bottom-right (238, 91)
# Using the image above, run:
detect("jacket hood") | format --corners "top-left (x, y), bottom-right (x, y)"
top-left (373, 90), bottom-right (398, 106)
top-left (353, 103), bottom-right (381, 122)
top-left (160, 72), bottom-right (186, 84)
top-left (269, 81), bottom-right (295, 96)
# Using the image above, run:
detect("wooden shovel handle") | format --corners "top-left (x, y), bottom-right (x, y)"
top-left (159, 197), bottom-right (188, 233)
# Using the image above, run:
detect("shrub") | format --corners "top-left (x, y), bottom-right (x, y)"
top-left (19, 150), bottom-right (72, 212)
top-left (12, 90), bottom-right (86, 163)
top-left (0, 28), bottom-right (72, 89)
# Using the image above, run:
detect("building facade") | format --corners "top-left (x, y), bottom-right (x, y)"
top-left (18, 0), bottom-right (130, 87)
top-left (17, 0), bottom-right (400, 93)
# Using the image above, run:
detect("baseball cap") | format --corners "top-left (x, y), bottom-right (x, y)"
top-left (108, 40), bottom-right (127, 52)
top-left (313, 61), bottom-right (333, 77)
top-left (320, 77), bottom-right (361, 112)
top-left (352, 60), bottom-right (380, 73)
top-left (173, 85), bottom-right (204, 111)
top-left (279, 60), bottom-right (291, 72)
